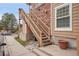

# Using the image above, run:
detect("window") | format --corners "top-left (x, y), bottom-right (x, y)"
top-left (57, 17), bottom-right (70, 28)
top-left (55, 4), bottom-right (72, 31)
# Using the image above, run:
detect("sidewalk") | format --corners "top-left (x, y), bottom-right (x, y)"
top-left (3, 35), bottom-right (77, 56)
top-left (4, 35), bottom-right (37, 56)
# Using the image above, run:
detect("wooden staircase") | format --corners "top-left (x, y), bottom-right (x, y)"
top-left (19, 8), bottom-right (52, 47)
top-left (41, 33), bottom-right (52, 46)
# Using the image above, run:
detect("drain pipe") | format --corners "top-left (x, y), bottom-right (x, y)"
top-left (50, 3), bottom-right (53, 41)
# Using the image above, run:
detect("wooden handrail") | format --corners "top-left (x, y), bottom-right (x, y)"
top-left (19, 9), bottom-right (41, 36)
top-left (30, 10), bottom-right (50, 36)
top-left (19, 8), bottom-right (43, 46)
top-left (27, 15), bottom-right (41, 36)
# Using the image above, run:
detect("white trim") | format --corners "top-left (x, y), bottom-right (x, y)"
top-left (55, 3), bottom-right (72, 31)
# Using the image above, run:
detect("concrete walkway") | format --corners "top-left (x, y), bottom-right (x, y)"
top-left (39, 45), bottom-right (77, 56)
top-left (4, 35), bottom-right (37, 56)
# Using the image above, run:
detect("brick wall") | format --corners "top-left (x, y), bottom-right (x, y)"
top-left (30, 3), bottom-right (51, 27)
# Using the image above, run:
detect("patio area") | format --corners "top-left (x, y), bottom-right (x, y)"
top-left (38, 45), bottom-right (77, 56)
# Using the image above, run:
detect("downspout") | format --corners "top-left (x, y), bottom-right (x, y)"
top-left (50, 3), bottom-right (53, 41)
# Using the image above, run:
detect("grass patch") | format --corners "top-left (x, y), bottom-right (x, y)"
top-left (15, 36), bottom-right (29, 46)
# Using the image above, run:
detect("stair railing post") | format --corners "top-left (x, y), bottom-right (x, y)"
top-left (39, 33), bottom-right (42, 47)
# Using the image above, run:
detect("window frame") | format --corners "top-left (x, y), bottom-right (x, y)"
top-left (55, 4), bottom-right (72, 31)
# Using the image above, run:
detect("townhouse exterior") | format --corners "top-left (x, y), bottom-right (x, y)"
top-left (19, 3), bottom-right (79, 55)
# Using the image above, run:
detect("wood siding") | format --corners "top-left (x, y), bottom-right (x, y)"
top-left (52, 3), bottom-right (79, 39)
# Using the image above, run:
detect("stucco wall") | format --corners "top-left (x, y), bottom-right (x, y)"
top-left (19, 18), bottom-right (36, 41)
top-left (19, 18), bottom-right (27, 41)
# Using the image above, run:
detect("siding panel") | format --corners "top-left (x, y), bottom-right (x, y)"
top-left (52, 3), bottom-right (79, 40)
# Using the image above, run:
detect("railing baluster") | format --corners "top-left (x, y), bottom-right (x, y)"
top-left (30, 10), bottom-right (49, 36)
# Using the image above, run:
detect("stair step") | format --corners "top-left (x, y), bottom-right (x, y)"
top-left (42, 39), bottom-right (50, 41)
top-left (42, 33), bottom-right (44, 35)
top-left (42, 37), bottom-right (48, 40)
top-left (43, 41), bottom-right (52, 46)
top-left (42, 39), bottom-right (50, 43)
top-left (42, 33), bottom-right (46, 36)
top-left (32, 48), bottom-right (48, 56)
top-left (42, 35), bottom-right (46, 37)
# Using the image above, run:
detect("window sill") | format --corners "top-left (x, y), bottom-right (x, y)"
top-left (55, 28), bottom-right (72, 31)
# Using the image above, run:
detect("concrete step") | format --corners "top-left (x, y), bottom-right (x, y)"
top-left (32, 48), bottom-right (49, 56)
top-left (38, 48), bottom-right (53, 56)
top-left (39, 45), bottom-right (77, 56)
